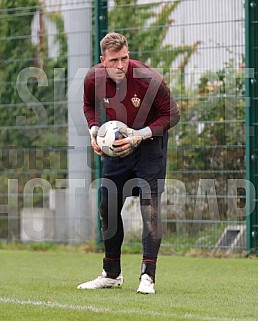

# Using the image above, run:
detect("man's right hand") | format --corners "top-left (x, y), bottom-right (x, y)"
top-left (89, 126), bottom-right (104, 156)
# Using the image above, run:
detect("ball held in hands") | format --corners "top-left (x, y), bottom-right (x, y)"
top-left (96, 120), bottom-right (128, 157)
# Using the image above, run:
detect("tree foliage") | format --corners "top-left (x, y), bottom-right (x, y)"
top-left (0, 1), bottom-right (67, 209)
top-left (108, 0), bottom-right (200, 78)
top-left (108, 1), bottom-right (245, 226)
top-left (0, 0), bottom-right (67, 148)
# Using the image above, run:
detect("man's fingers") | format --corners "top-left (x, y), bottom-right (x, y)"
top-left (113, 142), bottom-right (131, 152)
top-left (112, 137), bottom-right (129, 146)
top-left (113, 139), bottom-right (130, 150)
top-left (91, 139), bottom-right (105, 156)
top-left (91, 139), bottom-right (99, 149)
top-left (112, 135), bottom-right (142, 157)
top-left (112, 139), bottom-right (133, 156)
top-left (92, 134), bottom-right (142, 158)
top-left (94, 147), bottom-right (105, 156)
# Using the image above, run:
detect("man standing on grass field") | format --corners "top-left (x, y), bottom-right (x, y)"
top-left (77, 32), bottom-right (180, 294)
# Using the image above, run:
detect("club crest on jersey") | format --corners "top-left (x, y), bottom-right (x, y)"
top-left (131, 94), bottom-right (141, 108)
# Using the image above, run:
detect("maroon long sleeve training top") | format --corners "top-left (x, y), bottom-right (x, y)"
top-left (83, 59), bottom-right (180, 137)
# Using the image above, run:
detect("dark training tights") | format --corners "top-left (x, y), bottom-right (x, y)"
top-left (99, 191), bottom-right (162, 261)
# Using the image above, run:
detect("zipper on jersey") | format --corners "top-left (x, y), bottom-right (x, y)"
top-left (116, 83), bottom-right (121, 102)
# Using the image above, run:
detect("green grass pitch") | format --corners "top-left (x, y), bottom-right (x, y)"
top-left (1, 249), bottom-right (258, 321)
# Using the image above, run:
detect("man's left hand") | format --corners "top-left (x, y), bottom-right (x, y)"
top-left (112, 126), bottom-right (152, 157)
top-left (112, 135), bottom-right (142, 157)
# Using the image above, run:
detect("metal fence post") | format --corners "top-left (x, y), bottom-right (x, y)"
top-left (94, 0), bottom-right (108, 251)
top-left (245, 0), bottom-right (258, 255)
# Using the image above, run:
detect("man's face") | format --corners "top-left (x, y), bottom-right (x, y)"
top-left (100, 46), bottom-right (130, 83)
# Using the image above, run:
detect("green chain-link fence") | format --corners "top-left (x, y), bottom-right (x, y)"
top-left (0, 0), bottom-right (252, 253)
top-left (98, 0), bottom-right (247, 253)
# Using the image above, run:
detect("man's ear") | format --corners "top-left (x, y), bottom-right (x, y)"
top-left (100, 56), bottom-right (106, 67)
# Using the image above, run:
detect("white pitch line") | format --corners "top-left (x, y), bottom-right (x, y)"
top-left (0, 297), bottom-right (107, 313)
top-left (0, 297), bottom-right (257, 321)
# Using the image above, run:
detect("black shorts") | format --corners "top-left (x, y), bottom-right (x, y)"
top-left (101, 132), bottom-right (168, 196)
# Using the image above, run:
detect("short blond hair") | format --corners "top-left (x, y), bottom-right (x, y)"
top-left (100, 32), bottom-right (128, 55)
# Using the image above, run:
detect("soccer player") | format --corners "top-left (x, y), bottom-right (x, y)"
top-left (77, 32), bottom-right (180, 294)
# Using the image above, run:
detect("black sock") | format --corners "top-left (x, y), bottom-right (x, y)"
top-left (140, 259), bottom-right (156, 282)
top-left (103, 257), bottom-right (121, 278)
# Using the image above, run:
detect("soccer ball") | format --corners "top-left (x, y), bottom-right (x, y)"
top-left (97, 120), bottom-right (128, 157)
